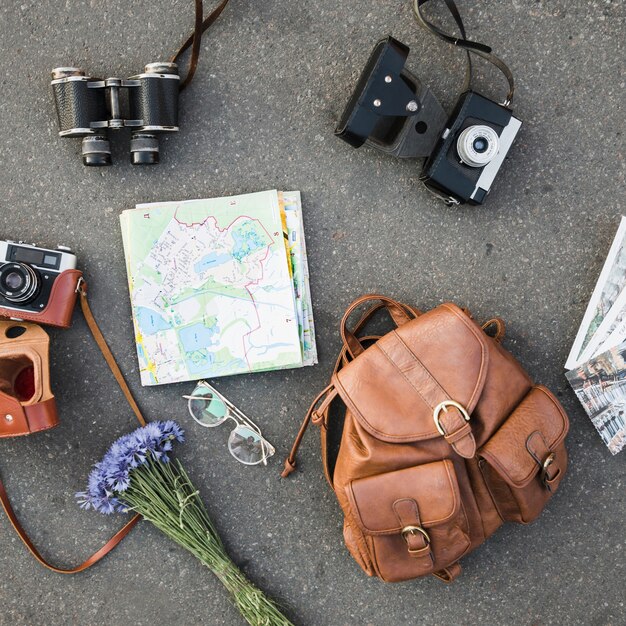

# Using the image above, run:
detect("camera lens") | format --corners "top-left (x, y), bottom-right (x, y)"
top-left (473, 137), bottom-right (489, 153)
top-left (457, 125), bottom-right (500, 168)
top-left (82, 135), bottom-right (112, 166)
top-left (0, 263), bottom-right (40, 304)
top-left (130, 133), bottom-right (159, 165)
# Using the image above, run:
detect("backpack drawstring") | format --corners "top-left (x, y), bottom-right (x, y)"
top-left (281, 383), bottom-right (336, 478)
top-left (281, 296), bottom-right (416, 479)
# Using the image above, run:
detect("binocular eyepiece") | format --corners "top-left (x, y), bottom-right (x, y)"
top-left (51, 62), bottom-right (180, 166)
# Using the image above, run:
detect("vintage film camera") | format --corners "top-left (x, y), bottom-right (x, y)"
top-left (335, 1), bottom-right (521, 206)
top-left (0, 241), bottom-right (81, 328)
top-left (51, 62), bottom-right (180, 166)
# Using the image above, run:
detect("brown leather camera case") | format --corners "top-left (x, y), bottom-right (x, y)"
top-left (0, 320), bottom-right (58, 437)
top-left (284, 295), bottom-right (570, 583)
top-left (0, 268), bottom-right (82, 329)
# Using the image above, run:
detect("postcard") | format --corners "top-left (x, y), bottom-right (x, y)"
top-left (566, 341), bottom-right (626, 454)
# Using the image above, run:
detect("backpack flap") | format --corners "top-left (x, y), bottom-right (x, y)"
top-left (333, 303), bottom-right (489, 456)
top-left (478, 385), bottom-right (569, 523)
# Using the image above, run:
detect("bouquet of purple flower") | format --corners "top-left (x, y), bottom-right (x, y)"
top-left (77, 421), bottom-right (294, 626)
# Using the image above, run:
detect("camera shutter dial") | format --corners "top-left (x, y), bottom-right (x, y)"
top-left (457, 125), bottom-right (500, 168)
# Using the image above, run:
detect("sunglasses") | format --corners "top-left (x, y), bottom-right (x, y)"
top-left (184, 381), bottom-right (275, 466)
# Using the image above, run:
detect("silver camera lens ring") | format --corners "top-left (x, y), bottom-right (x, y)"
top-left (457, 125), bottom-right (500, 168)
top-left (0, 263), bottom-right (40, 304)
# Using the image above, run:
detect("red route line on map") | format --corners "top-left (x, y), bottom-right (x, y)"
top-left (171, 206), bottom-right (278, 371)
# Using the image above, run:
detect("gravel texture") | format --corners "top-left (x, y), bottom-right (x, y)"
top-left (0, 1), bottom-right (624, 624)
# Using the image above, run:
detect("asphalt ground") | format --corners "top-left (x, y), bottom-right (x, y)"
top-left (0, 1), bottom-right (624, 624)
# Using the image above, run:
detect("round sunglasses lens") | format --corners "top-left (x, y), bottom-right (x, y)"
top-left (228, 426), bottom-right (268, 465)
top-left (189, 387), bottom-right (228, 426)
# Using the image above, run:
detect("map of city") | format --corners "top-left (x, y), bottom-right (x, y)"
top-left (120, 190), bottom-right (312, 386)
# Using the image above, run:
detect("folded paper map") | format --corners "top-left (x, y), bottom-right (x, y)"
top-left (120, 190), bottom-right (317, 386)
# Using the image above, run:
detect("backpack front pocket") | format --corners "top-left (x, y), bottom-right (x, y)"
top-left (345, 460), bottom-right (471, 582)
top-left (479, 385), bottom-right (569, 524)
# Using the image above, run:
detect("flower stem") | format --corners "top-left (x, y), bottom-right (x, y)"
top-left (123, 459), bottom-right (294, 626)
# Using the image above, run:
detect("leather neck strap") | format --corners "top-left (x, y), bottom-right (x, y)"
top-left (172, 0), bottom-right (231, 91)
top-left (0, 280), bottom-right (145, 574)
top-left (413, 0), bottom-right (515, 105)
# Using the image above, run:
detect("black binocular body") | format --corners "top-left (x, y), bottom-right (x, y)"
top-left (51, 62), bottom-right (180, 166)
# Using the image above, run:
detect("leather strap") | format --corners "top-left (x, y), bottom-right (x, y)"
top-left (438, 408), bottom-right (476, 459)
top-left (413, 0), bottom-right (515, 105)
top-left (526, 431), bottom-right (564, 493)
top-left (0, 278), bottom-right (146, 573)
top-left (340, 294), bottom-right (420, 359)
top-left (481, 317), bottom-right (506, 343)
top-left (78, 283), bottom-right (146, 427)
top-left (283, 297), bottom-right (417, 481)
top-left (433, 561), bottom-right (462, 583)
top-left (172, 0), bottom-right (231, 91)
top-left (280, 384), bottom-right (334, 479)
top-left (0, 478), bottom-right (141, 574)
top-left (393, 498), bottom-right (433, 565)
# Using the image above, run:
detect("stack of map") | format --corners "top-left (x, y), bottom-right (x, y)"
top-left (120, 189), bottom-right (317, 386)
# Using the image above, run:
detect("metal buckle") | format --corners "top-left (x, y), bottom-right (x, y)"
top-left (401, 525), bottom-right (430, 545)
top-left (433, 400), bottom-right (471, 436)
top-left (75, 276), bottom-right (86, 295)
top-left (540, 452), bottom-right (556, 486)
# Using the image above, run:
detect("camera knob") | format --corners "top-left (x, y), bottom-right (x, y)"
top-left (57, 245), bottom-right (72, 252)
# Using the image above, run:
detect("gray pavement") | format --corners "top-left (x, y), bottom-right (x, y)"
top-left (0, 1), bottom-right (624, 624)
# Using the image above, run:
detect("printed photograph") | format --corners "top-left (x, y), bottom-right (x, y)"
top-left (579, 285), bottom-right (626, 364)
top-left (566, 217), bottom-right (626, 369)
top-left (567, 341), bottom-right (626, 454)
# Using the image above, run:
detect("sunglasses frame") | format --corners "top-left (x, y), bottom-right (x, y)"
top-left (184, 380), bottom-right (276, 466)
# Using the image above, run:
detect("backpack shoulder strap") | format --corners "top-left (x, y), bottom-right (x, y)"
top-left (0, 279), bottom-right (145, 573)
top-left (282, 295), bottom-right (420, 481)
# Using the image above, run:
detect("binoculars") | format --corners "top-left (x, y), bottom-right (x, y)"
top-left (51, 62), bottom-right (180, 166)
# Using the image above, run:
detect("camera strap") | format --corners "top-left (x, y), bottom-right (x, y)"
top-left (173, 0), bottom-right (231, 91)
top-left (0, 280), bottom-right (147, 574)
top-left (413, 0), bottom-right (515, 105)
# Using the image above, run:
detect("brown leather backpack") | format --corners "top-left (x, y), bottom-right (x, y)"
top-left (283, 295), bottom-right (570, 583)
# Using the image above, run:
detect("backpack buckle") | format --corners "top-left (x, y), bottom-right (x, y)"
top-left (540, 452), bottom-right (556, 487)
top-left (433, 400), bottom-right (470, 436)
top-left (401, 525), bottom-right (430, 545)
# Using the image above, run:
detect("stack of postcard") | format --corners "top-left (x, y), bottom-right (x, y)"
top-left (565, 217), bottom-right (626, 454)
top-left (120, 189), bottom-right (317, 386)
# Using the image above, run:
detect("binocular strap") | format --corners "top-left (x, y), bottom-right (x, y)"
top-left (0, 281), bottom-right (147, 574)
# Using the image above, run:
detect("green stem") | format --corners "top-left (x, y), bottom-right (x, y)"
top-left (123, 459), bottom-right (294, 626)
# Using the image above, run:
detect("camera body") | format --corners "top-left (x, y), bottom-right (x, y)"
top-left (51, 62), bottom-right (180, 166)
top-left (422, 91), bottom-right (522, 205)
top-left (335, 36), bottom-right (521, 206)
top-left (0, 241), bottom-right (80, 328)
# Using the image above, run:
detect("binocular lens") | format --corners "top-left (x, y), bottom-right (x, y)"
top-left (81, 135), bottom-right (112, 166)
top-left (0, 263), bottom-right (40, 304)
top-left (130, 133), bottom-right (159, 165)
